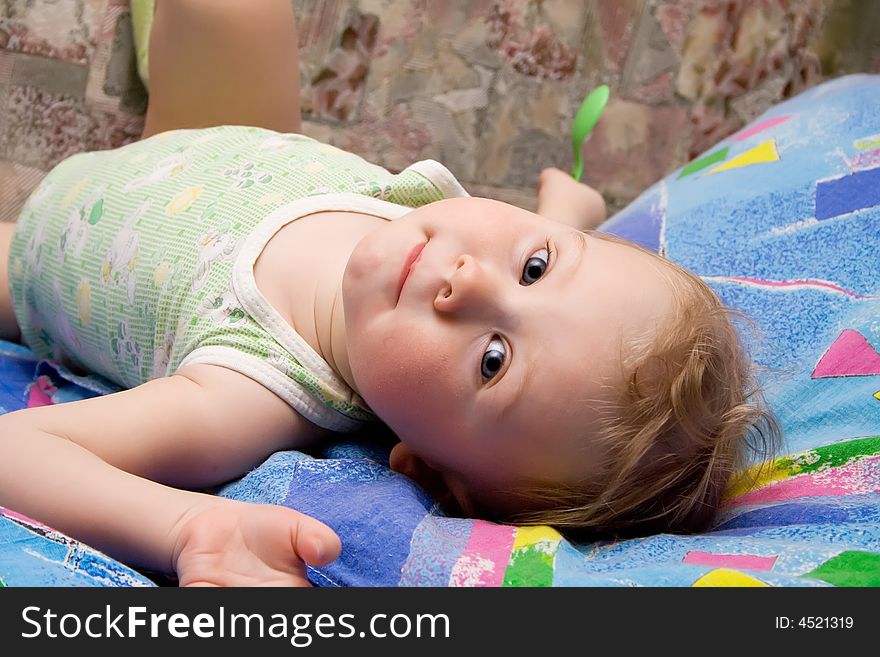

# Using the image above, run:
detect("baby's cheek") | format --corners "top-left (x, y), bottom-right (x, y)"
top-left (358, 326), bottom-right (456, 418)
top-left (376, 332), bottom-right (438, 395)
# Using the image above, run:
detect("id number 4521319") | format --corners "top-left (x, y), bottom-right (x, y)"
top-left (775, 617), bottom-right (854, 629)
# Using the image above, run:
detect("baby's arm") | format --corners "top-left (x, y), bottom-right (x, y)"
top-left (0, 364), bottom-right (339, 586)
top-left (536, 167), bottom-right (607, 231)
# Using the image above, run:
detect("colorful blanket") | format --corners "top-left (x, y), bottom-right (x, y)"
top-left (1, 73), bottom-right (879, 587)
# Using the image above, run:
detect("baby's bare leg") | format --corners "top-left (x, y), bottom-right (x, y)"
top-left (141, 0), bottom-right (302, 138)
top-left (0, 221), bottom-right (21, 342)
top-left (536, 167), bottom-right (607, 231)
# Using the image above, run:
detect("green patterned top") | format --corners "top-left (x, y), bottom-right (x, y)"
top-left (8, 126), bottom-right (468, 431)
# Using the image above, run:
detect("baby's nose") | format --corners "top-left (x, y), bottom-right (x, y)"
top-left (433, 254), bottom-right (498, 316)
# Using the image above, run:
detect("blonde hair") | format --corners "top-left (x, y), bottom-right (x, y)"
top-left (498, 231), bottom-right (783, 539)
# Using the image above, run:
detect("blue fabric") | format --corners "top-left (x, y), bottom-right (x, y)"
top-left (219, 449), bottom-right (435, 587)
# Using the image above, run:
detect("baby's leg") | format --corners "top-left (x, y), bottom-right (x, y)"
top-left (0, 221), bottom-right (21, 342)
top-left (141, 0), bottom-right (302, 138)
top-left (536, 167), bottom-right (607, 231)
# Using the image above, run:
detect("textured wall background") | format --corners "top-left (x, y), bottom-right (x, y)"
top-left (1, 0), bottom-right (879, 222)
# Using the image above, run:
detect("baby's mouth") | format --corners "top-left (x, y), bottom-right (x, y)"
top-left (396, 240), bottom-right (427, 305)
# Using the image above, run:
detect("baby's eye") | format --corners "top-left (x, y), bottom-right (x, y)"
top-left (521, 247), bottom-right (549, 285)
top-left (481, 337), bottom-right (507, 381)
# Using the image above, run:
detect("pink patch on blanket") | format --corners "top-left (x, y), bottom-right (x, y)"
top-left (683, 551), bottom-right (777, 571)
top-left (449, 521), bottom-right (516, 587)
top-left (848, 147), bottom-right (880, 171)
top-left (731, 115), bottom-right (791, 140)
top-left (26, 375), bottom-right (58, 407)
top-left (727, 455), bottom-right (880, 507)
top-left (812, 329), bottom-right (880, 378)
top-left (0, 506), bottom-right (53, 530)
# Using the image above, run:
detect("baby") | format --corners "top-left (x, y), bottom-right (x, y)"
top-left (0, 0), bottom-right (778, 586)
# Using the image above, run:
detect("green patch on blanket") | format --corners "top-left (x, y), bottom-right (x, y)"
top-left (803, 551), bottom-right (880, 587)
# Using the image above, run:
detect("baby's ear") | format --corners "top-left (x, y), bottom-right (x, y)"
top-left (389, 442), bottom-right (446, 496)
top-left (389, 443), bottom-right (477, 517)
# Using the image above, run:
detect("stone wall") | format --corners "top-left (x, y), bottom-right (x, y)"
top-left (1, 0), bottom-right (879, 221)
top-left (295, 0), bottom-right (880, 212)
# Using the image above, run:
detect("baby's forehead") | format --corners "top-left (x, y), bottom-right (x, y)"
top-left (511, 333), bottom-right (613, 422)
top-left (536, 236), bottom-right (682, 379)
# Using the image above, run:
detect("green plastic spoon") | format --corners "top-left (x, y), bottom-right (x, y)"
top-left (570, 84), bottom-right (610, 181)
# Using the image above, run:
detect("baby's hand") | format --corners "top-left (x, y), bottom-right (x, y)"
top-left (171, 499), bottom-right (341, 587)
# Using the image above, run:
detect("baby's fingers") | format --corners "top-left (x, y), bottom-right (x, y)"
top-left (288, 510), bottom-right (341, 567)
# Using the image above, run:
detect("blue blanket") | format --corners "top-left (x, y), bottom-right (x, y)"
top-left (1, 73), bottom-right (879, 587)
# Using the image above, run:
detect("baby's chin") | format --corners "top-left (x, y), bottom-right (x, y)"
top-left (339, 237), bottom-right (382, 331)
top-left (340, 229), bottom-right (373, 295)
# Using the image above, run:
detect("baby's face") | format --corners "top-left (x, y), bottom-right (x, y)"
top-left (342, 197), bottom-right (675, 511)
